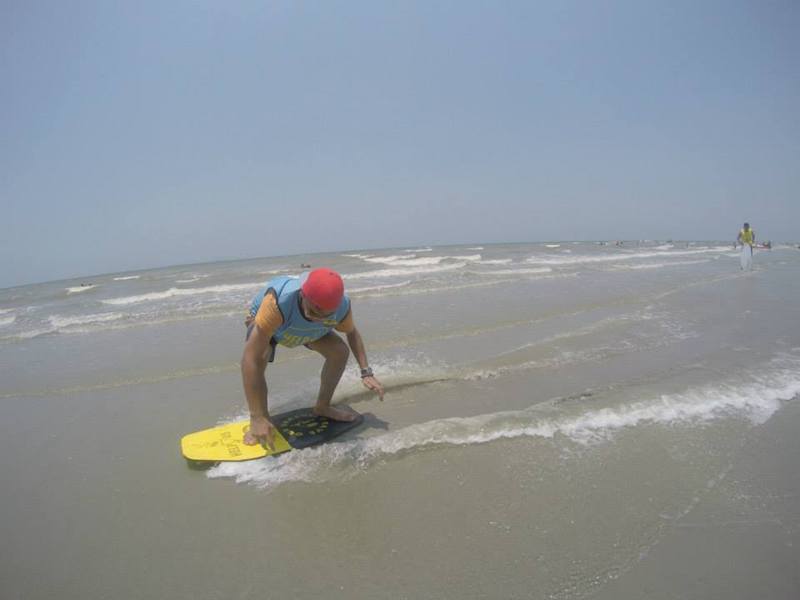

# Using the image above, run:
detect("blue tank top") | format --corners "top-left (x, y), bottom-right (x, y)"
top-left (249, 275), bottom-right (351, 348)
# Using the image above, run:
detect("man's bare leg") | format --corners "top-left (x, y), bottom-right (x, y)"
top-left (307, 332), bottom-right (358, 421)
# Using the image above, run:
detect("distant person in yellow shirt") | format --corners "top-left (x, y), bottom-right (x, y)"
top-left (737, 222), bottom-right (755, 271)
top-left (737, 222), bottom-right (755, 248)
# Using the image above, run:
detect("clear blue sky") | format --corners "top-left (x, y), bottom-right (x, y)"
top-left (2, 0), bottom-right (799, 287)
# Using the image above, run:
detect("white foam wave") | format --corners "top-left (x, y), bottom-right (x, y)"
top-left (112, 275), bottom-right (140, 281)
top-left (102, 283), bottom-right (260, 305)
top-left (468, 246), bottom-right (484, 250)
top-left (348, 281), bottom-right (413, 294)
top-left (610, 259), bottom-right (710, 271)
top-left (345, 276), bottom-right (522, 300)
top-left (66, 285), bottom-right (96, 294)
top-left (0, 316), bottom-right (15, 327)
top-left (343, 262), bottom-right (468, 281)
top-left (446, 254), bottom-right (481, 262)
top-left (475, 259), bottom-right (512, 265)
top-left (48, 312), bottom-right (125, 329)
top-left (362, 254), bottom-right (417, 263)
top-left (363, 254), bottom-right (481, 267)
top-left (0, 328), bottom-right (53, 341)
top-left (473, 267), bottom-right (553, 276)
top-left (525, 247), bottom-right (730, 267)
top-left (209, 356), bottom-right (800, 489)
top-left (545, 244), bottom-right (561, 248)
top-left (342, 253), bottom-right (373, 260)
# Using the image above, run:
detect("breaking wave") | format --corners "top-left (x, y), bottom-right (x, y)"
top-left (209, 354), bottom-right (800, 490)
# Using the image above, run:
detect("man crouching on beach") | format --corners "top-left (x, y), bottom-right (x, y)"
top-left (241, 268), bottom-right (384, 449)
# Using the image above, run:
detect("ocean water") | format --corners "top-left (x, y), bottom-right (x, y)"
top-left (2, 241), bottom-right (799, 599)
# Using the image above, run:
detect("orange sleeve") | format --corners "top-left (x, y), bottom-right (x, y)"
top-left (254, 292), bottom-right (283, 338)
top-left (334, 307), bottom-right (355, 334)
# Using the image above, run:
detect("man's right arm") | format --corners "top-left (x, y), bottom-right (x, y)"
top-left (241, 323), bottom-right (276, 448)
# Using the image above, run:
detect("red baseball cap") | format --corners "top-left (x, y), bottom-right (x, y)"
top-left (301, 268), bottom-right (344, 312)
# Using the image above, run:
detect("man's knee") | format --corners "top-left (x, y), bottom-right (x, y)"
top-left (309, 334), bottom-right (350, 364)
top-left (330, 337), bottom-right (350, 363)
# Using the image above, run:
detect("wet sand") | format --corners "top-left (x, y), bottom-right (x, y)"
top-left (1, 243), bottom-right (799, 599)
top-left (593, 400), bottom-right (800, 600)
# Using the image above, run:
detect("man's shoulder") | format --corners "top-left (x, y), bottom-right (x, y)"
top-left (255, 292), bottom-right (285, 333)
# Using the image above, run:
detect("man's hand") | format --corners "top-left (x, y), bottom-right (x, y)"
top-left (244, 415), bottom-right (276, 450)
top-left (362, 376), bottom-right (385, 400)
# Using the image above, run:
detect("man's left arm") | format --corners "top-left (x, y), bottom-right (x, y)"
top-left (346, 326), bottom-right (384, 400)
top-left (336, 305), bottom-right (385, 399)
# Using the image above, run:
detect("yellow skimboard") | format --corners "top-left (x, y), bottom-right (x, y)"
top-left (181, 408), bottom-right (364, 468)
top-left (180, 421), bottom-right (292, 467)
